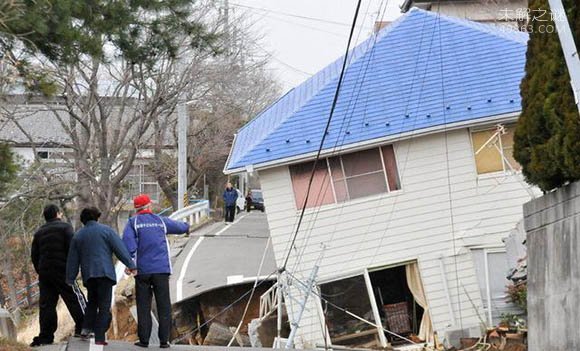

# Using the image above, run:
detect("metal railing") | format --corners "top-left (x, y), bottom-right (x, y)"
top-left (259, 281), bottom-right (280, 320)
top-left (5, 281), bottom-right (39, 311)
top-left (168, 200), bottom-right (210, 225)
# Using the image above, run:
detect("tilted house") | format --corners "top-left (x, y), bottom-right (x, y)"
top-left (225, 8), bottom-right (536, 349)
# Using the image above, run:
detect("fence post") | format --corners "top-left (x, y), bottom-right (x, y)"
top-left (0, 308), bottom-right (16, 340)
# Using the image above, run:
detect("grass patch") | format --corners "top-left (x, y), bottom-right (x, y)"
top-left (0, 337), bottom-right (31, 351)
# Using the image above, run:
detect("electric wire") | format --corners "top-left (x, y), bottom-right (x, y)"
top-left (227, 235), bottom-right (272, 346)
top-left (280, 0), bottom-right (364, 272)
top-left (279, 0), bottom-right (375, 271)
top-left (286, 270), bottom-right (418, 345)
top-left (435, 0), bottom-right (465, 333)
top-left (229, 2), bottom-right (371, 28)
top-left (289, 0), bottom-right (389, 277)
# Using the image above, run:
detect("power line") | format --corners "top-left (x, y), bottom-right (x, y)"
top-left (230, 2), bottom-right (371, 28)
top-left (281, 0), bottom-right (364, 271)
top-left (253, 41), bottom-right (313, 76)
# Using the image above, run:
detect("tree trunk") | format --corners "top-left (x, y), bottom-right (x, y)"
top-left (18, 235), bottom-right (33, 306)
top-left (2, 254), bottom-right (20, 323)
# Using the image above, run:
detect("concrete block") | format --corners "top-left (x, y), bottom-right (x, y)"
top-left (526, 181), bottom-right (580, 351)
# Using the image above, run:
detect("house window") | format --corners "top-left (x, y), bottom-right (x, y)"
top-left (319, 275), bottom-right (380, 348)
top-left (289, 161), bottom-right (335, 210)
top-left (125, 164), bottom-right (161, 202)
top-left (36, 151), bottom-right (49, 159)
top-left (318, 262), bottom-right (430, 349)
top-left (471, 124), bottom-right (521, 175)
top-left (289, 145), bottom-right (400, 210)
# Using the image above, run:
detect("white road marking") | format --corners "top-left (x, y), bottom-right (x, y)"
top-left (175, 214), bottom-right (248, 301)
top-left (89, 338), bottom-right (103, 351)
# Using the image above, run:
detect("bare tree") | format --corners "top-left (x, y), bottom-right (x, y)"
top-left (0, 2), bottom-right (227, 226)
top-left (150, 14), bottom-right (281, 210)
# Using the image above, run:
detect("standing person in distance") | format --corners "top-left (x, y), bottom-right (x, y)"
top-left (122, 194), bottom-right (190, 349)
top-left (30, 204), bottom-right (86, 347)
top-left (222, 182), bottom-right (238, 224)
top-left (66, 207), bottom-right (136, 346)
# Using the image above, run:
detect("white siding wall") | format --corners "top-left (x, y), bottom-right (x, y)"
top-left (436, 0), bottom-right (528, 27)
top-left (258, 128), bottom-right (537, 345)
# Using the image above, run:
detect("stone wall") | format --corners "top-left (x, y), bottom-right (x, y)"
top-left (524, 181), bottom-right (580, 351)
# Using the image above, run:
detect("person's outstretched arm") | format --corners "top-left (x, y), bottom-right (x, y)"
top-left (162, 217), bottom-right (190, 235)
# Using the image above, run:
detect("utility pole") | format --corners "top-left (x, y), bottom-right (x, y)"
top-left (177, 102), bottom-right (188, 210)
top-left (548, 0), bottom-right (580, 115)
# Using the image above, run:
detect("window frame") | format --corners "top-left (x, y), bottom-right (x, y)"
top-left (289, 145), bottom-right (401, 210)
top-left (470, 124), bottom-right (521, 176)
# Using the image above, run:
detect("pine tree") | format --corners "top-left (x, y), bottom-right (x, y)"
top-left (514, 0), bottom-right (580, 191)
top-left (2, 0), bottom-right (218, 66)
top-left (0, 144), bottom-right (17, 197)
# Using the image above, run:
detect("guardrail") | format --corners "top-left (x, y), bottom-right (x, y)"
top-left (5, 281), bottom-right (39, 311)
top-left (168, 200), bottom-right (210, 225)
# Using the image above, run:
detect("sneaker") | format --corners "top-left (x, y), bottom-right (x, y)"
top-left (95, 341), bottom-right (108, 345)
top-left (160, 343), bottom-right (171, 349)
top-left (134, 341), bottom-right (149, 348)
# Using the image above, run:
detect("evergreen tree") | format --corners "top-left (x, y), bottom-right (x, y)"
top-left (0, 144), bottom-right (17, 197)
top-left (2, 0), bottom-right (217, 66)
top-left (514, 0), bottom-right (580, 191)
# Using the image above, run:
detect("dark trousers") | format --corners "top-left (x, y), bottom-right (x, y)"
top-left (225, 205), bottom-right (236, 222)
top-left (37, 275), bottom-right (86, 342)
top-left (83, 277), bottom-right (114, 342)
top-left (135, 274), bottom-right (172, 345)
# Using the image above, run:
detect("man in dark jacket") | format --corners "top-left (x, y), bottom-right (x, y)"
top-left (123, 194), bottom-right (189, 349)
top-left (222, 182), bottom-right (238, 223)
top-left (30, 204), bottom-right (86, 347)
top-left (66, 207), bottom-right (136, 346)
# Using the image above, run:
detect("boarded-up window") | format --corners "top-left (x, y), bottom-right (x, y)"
top-left (289, 161), bottom-right (334, 210)
top-left (471, 125), bottom-right (521, 175)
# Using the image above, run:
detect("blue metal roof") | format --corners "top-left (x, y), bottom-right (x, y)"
top-left (225, 8), bottom-right (528, 172)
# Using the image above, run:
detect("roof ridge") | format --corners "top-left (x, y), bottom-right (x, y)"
top-left (226, 8), bottom-right (527, 171)
top-left (230, 12), bottom-right (415, 167)
top-left (411, 7), bottom-right (528, 44)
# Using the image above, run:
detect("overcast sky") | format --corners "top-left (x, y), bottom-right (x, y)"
top-left (232, 0), bottom-right (407, 92)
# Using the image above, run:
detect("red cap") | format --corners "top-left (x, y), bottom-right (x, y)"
top-left (133, 194), bottom-right (151, 210)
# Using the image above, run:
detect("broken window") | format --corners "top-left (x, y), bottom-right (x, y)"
top-left (289, 145), bottom-right (401, 209)
top-left (369, 264), bottom-right (428, 345)
top-left (319, 275), bottom-right (380, 348)
top-left (318, 263), bottom-right (431, 350)
top-left (471, 124), bottom-right (521, 175)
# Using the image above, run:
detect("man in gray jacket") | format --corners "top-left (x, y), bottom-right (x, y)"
top-left (66, 207), bottom-right (136, 346)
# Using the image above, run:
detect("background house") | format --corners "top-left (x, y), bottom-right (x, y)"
top-left (0, 95), bottom-right (167, 226)
top-left (401, 0), bottom-right (529, 30)
top-left (225, 9), bottom-right (537, 349)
